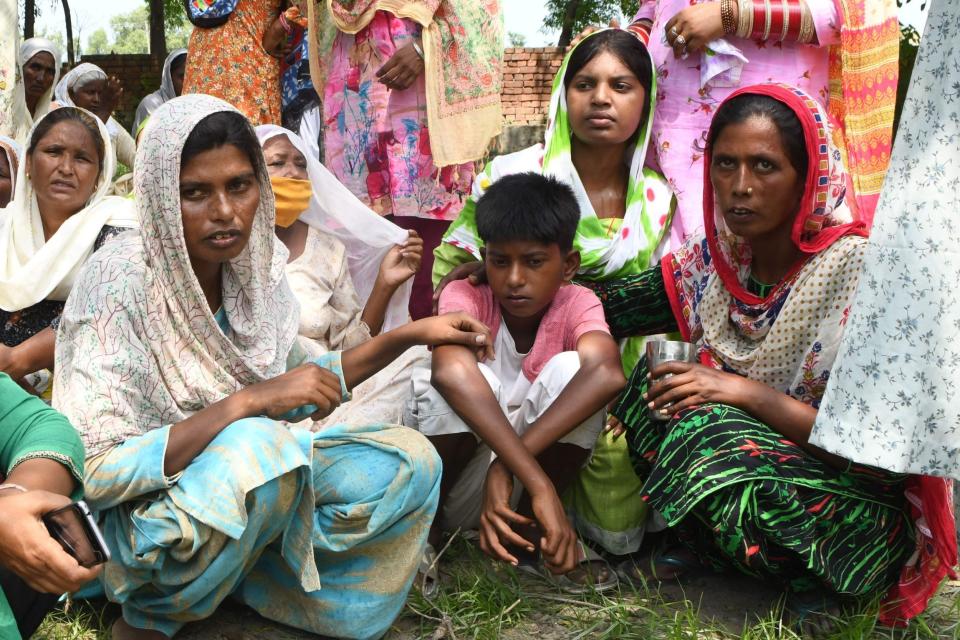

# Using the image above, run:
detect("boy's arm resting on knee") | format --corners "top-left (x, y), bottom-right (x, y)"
top-left (431, 345), bottom-right (553, 495)
top-left (520, 331), bottom-right (626, 456)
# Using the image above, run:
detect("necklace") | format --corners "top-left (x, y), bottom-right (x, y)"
top-left (747, 273), bottom-right (775, 298)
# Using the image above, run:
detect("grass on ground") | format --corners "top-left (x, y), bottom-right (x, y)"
top-left (34, 537), bottom-right (960, 640)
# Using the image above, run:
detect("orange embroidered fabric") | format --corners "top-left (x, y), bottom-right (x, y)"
top-left (826, 0), bottom-right (899, 226)
top-left (183, 0), bottom-right (282, 126)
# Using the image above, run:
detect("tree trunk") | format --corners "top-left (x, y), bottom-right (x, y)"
top-left (557, 0), bottom-right (583, 48)
top-left (24, 0), bottom-right (35, 39)
top-left (61, 0), bottom-right (75, 65)
top-left (149, 0), bottom-right (166, 57)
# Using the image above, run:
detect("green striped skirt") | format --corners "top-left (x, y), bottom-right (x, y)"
top-left (616, 359), bottom-right (913, 596)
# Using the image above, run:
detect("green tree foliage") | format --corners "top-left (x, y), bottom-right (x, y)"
top-left (86, 28), bottom-right (110, 55)
top-left (508, 31), bottom-right (527, 47)
top-left (109, 7), bottom-right (150, 53)
top-left (85, 5), bottom-right (189, 54)
top-left (543, 0), bottom-right (640, 47)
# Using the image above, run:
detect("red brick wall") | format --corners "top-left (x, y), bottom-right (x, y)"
top-left (78, 47), bottom-right (565, 130)
top-left (501, 47), bottom-right (565, 125)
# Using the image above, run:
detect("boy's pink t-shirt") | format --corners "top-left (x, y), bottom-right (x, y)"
top-left (438, 281), bottom-right (611, 382)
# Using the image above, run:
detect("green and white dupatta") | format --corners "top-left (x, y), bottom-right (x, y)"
top-left (434, 28), bottom-right (675, 285)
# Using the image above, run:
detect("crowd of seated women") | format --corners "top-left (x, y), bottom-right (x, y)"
top-left (0, 19), bottom-right (955, 640)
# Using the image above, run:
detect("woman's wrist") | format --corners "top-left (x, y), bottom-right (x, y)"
top-left (2, 346), bottom-right (26, 380)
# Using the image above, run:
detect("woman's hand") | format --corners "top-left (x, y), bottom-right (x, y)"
top-left (407, 312), bottom-right (495, 361)
top-left (376, 42), bottom-right (424, 90)
top-left (0, 490), bottom-right (101, 594)
top-left (241, 362), bottom-right (344, 422)
top-left (263, 16), bottom-right (293, 58)
top-left (102, 75), bottom-right (124, 118)
top-left (432, 261), bottom-right (486, 315)
top-left (603, 414), bottom-right (626, 439)
top-left (644, 361), bottom-right (749, 416)
top-left (664, 2), bottom-right (727, 58)
top-left (377, 230), bottom-right (423, 288)
top-left (479, 462), bottom-right (535, 565)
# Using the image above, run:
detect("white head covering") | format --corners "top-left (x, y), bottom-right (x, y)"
top-left (255, 124), bottom-right (411, 332)
top-left (8, 38), bottom-right (61, 146)
top-left (54, 63), bottom-right (124, 139)
top-left (0, 135), bottom-right (21, 200)
top-left (132, 49), bottom-right (187, 136)
top-left (0, 106), bottom-right (137, 311)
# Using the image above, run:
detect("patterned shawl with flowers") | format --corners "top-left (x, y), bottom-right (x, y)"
top-left (307, 0), bottom-right (503, 166)
top-left (661, 83), bottom-right (867, 407)
top-left (54, 95), bottom-right (301, 457)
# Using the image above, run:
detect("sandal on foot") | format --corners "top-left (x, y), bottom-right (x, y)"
top-left (517, 541), bottom-right (619, 594)
top-left (416, 543), bottom-right (440, 599)
top-left (616, 546), bottom-right (700, 585)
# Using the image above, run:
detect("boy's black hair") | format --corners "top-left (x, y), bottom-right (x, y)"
top-left (476, 172), bottom-right (580, 252)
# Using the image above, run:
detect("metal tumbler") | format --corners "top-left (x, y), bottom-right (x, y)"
top-left (645, 340), bottom-right (697, 421)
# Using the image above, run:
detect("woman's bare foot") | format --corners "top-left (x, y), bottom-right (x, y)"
top-left (112, 618), bottom-right (171, 640)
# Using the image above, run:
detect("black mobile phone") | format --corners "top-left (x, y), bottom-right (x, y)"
top-left (42, 500), bottom-right (111, 568)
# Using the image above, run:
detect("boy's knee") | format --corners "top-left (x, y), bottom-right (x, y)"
top-left (538, 351), bottom-right (582, 389)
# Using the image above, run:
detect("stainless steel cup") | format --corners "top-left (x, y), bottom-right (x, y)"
top-left (646, 340), bottom-right (697, 421)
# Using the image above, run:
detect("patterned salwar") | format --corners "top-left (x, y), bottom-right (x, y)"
top-left (593, 264), bottom-right (912, 597)
top-left (54, 95), bottom-right (439, 639)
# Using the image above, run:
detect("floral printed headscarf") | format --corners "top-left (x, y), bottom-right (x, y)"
top-left (663, 83), bottom-right (867, 407)
top-left (55, 94), bottom-right (300, 455)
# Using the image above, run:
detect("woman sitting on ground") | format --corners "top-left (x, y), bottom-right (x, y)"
top-left (434, 27), bottom-right (675, 564)
top-left (0, 107), bottom-right (135, 394)
top-left (54, 64), bottom-right (136, 172)
top-left (258, 124), bottom-right (428, 426)
top-left (594, 83), bottom-right (914, 620)
top-left (53, 94), bottom-right (493, 640)
top-left (0, 372), bottom-right (100, 640)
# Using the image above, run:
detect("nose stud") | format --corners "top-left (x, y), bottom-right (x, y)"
top-left (746, 187), bottom-right (753, 195)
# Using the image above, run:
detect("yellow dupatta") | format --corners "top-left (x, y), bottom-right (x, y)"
top-left (827, 0), bottom-right (900, 225)
top-left (307, 0), bottom-right (503, 167)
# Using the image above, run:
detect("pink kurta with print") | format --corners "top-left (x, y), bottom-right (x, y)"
top-left (323, 11), bottom-right (474, 221)
top-left (633, 0), bottom-right (840, 248)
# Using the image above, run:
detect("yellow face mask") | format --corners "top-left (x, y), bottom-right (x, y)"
top-left (270, 176), bottom-right (312, 227)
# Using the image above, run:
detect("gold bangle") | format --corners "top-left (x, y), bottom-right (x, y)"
top-left (798, 1), bottom-right (814, 43)
top-left (721, 0), bottom-right (737, 35)
top-left (736, 0), bottom-right (752, 37)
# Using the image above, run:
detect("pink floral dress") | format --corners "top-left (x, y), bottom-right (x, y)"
top-left (633, 0), bottom-right (841, 248)
top-left (323, 10), bottom-right (474, 220)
